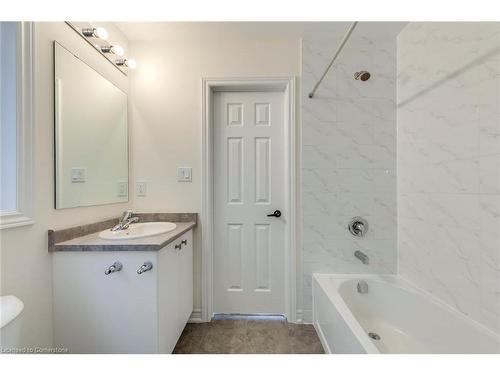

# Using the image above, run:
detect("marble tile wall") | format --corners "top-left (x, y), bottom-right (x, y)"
top-left (397, 22), bottom-right (500, 334)
top-left (301, 31), bottom-right (398, 322)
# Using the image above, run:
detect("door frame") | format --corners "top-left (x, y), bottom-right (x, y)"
top-left (201, 76), bottom-right (297, 322)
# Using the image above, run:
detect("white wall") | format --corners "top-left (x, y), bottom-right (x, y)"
top-left (398, 22), bottom-right (500, 334)
top-left (0, 22), bottom-right (130, 348)
top-left (129, 39), bottom-right (301, 312)
top-left (301, 24), bottom-right (402, 322)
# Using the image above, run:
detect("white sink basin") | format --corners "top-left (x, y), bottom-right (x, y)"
top-left (99, 222), bottom-right (177, 240)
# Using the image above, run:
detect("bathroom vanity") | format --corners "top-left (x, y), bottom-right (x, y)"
top-left (50, 43), bottom-right (197, 354)
top-left (49, 213), bottom-right (196, 354)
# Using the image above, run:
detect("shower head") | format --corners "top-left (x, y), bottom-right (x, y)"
top-left (354, 71), bottom-right (371, 81)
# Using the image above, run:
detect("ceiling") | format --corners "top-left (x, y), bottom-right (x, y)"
top-left (115, 22), bottom-right (407, 42)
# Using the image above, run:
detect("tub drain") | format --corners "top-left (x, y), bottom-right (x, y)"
top-left (368, 332), bottom-right (381, 340)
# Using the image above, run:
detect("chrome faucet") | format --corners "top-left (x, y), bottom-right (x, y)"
top-left (354, 250), bottom-right (369, 265)
top-left (111, 210), bottom-right (139, 231)
top-left (357, 280), bottom-right (369, 294)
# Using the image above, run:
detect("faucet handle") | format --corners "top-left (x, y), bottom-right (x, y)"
top-left (122, 210), bottom-right (133, 221)
top-left (348, 217), bottom-right (369, 237)
top-left (353, 221), bottom-right (364, 232)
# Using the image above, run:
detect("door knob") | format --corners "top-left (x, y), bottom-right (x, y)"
top-left (267, 210), bottom-right (282, 218)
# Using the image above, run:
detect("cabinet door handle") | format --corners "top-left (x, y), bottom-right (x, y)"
top-left (181, 239), bottom-right (187, 246)
top-left (137, 261), bottom-right (153, 274)
top-left (104, 261), bottom-right (123, 275)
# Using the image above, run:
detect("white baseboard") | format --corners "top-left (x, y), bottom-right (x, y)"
top-left (188, 309), bottom-right (203, 323)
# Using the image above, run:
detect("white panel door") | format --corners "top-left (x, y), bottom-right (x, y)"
top-left (214, 91), bottom-right (285, 314)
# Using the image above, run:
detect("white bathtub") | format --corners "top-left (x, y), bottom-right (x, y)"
top-left (312, 274), bottom-right (500, 354)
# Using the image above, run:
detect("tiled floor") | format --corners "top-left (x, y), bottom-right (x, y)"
top-left (173, 316), bottom-right (325, 354)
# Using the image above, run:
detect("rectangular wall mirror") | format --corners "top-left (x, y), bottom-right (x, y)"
top-left (54, 42), bottom-right (128, 209)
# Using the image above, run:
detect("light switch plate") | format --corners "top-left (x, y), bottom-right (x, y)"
top-left (136, 181), bottom-right (147, 197)
top-left (71, 168), bottom-right (86, 183)
top-left (177, 167), bottom-right (192, 182)
top-left (117, 181), bottom-right (128, 197)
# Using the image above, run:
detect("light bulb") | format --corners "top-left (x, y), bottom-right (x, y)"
top-left (111, 45), bottom-right (124, 56)
top-left (126, 59), bottom-right (137, 69)
top-left (94, 27), bottom-right (108, 40)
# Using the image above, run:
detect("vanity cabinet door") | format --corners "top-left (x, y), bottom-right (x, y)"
top-left (157, 240), bottom-right (181, 353)
top-left (53, 251), bottom-right (158, 354)
top-left (157, 229), bottom-right (193, 353)
top-left (178, 230), bottom-right (193, 324)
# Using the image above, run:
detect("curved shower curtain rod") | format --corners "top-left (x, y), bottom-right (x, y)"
top-left (308, 21), bottom-right (358, 99)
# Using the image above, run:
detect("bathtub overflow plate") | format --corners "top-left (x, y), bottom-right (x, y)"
top-left (368, 332), bottom-right (381, 340)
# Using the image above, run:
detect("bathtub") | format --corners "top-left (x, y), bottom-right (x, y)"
top-left (312, 274), bottom-right (500, 354)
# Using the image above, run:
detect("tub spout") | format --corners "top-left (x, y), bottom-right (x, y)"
top-left (354, 250), bottom-right (369, 264)
top-left (357, 280), bottom-right (369, 294)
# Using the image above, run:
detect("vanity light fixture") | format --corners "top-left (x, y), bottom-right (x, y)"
top-left (66, 22), bottom-right (137, 75)
top-left (116, 58), bottom-right (137, 69)
top-left (100, 44), bottom-right (124, 56)
top-left (81, 27), bottom-right (109, 39)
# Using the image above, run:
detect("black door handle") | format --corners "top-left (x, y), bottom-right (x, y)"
top-left (267, 210), bottom-right (282, 218)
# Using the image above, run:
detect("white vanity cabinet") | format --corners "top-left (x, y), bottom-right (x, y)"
top-left (52, 230), bottom-right (193, 354)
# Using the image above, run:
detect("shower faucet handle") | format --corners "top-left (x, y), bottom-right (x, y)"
top-left (348, 217), bottom-right (369, 237)
top-left (354, 221), bottom-right (365, 232)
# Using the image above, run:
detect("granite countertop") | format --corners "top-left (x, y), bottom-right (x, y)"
top-left (48, 213), bottom-right (197, 252)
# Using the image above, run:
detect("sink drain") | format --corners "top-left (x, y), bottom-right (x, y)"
top-left (368, 332), bottom-right (381, 340)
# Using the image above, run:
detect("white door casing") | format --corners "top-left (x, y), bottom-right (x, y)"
top-left (202, 77), bottom-right (296, 322)
top-left (214, 91), bottom-right (285, 314)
